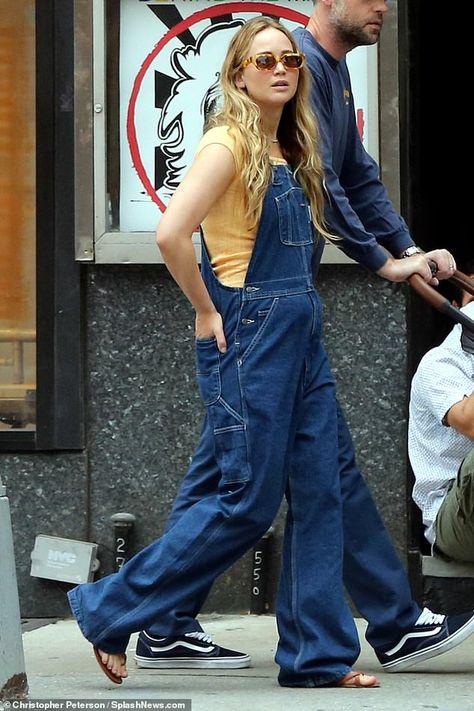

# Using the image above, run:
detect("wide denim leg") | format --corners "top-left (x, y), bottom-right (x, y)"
top-left (69, 483), bottom-right (278, 652)
top-left (275, 340), bottom-right (359, 686)
top-left (336, 405), bottom-right (420, 648)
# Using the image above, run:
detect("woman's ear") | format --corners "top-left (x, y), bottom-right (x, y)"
top-left (235, 71), bottom-right (246, 90)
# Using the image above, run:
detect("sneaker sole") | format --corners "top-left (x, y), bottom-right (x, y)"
top-left (382, 614), bottom-right (474, 672)
top-left (134, 654), bottom-right (251, 670)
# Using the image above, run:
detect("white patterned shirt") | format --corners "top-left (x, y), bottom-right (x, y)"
top-left (409, 301), bottom-right (474, 544)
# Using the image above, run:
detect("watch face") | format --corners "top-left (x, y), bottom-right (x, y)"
top-left (404, 247), bottom-right (421, 257)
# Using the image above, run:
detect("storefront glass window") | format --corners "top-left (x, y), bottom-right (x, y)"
top-left (0, 0), bottom-right (36, 431)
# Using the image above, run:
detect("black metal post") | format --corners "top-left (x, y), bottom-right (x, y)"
top-left (250, 527), bottom-right (273, 614)
top-left (110, 512), bottom-right (136, 572)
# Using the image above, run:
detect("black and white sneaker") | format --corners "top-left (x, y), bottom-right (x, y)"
top-left (375, 607), bottom-right (474, 672)
top-left (134, 630), bottom-right (251, 669)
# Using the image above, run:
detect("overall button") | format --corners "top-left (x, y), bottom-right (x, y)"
top-left (241, 318), bottom-right (255, 325)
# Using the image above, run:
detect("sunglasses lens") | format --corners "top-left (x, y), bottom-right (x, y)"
top-left (255, 54), bottom-right (276, 70)
top-left (282, 53), bottom-right (303, 68)
top-left (246, 52), bottom-right (304, 71)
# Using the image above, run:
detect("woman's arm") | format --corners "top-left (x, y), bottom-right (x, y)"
top-left (156, 143), bottom-right (236, 352)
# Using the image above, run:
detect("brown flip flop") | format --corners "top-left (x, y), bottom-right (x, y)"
top-left (333, 670), bottom-right (380, 688)
top-left (93, 646), bottom-right (126, 685)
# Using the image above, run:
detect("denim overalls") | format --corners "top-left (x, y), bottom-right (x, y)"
top-left (68, 163), bottom-right (360, 686)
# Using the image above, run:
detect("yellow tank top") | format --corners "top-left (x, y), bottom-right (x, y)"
top-left (195, 126), bottom-right (286, 287)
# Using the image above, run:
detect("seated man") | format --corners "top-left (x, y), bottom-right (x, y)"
top-left (409, 260), bottom-right (474, 561)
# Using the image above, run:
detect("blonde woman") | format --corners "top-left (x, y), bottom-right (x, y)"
top-left (68, 18), bottom-right (379, 689)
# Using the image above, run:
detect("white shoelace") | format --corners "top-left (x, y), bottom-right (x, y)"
top-left (415, 607), bottom-right (445, 626)
top-left (185, 631), bottom-right (214, 644)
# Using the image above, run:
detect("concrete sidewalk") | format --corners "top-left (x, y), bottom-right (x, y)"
top-left (18, 615), bottom-right (474, 711)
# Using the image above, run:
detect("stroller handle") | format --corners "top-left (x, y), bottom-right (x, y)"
top-left (408, 271), bottom-right (474, 332)
top-left (451, 270), bottom-right (474, 297)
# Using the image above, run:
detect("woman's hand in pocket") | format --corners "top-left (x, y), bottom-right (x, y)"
top-left (195, 310), bottom-right (227, 353)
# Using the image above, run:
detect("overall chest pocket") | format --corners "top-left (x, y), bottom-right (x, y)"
top-left (275, 187), bottom-right (314, 246)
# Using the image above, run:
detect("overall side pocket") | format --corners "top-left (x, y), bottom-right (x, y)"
top-left (195, 338), bottom-right (221, 406)
top-left (195, 339), bottom-right (251, 484)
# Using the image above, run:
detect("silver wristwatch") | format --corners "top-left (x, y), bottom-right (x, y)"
top-left (400, 245), bottom-right (423, 258)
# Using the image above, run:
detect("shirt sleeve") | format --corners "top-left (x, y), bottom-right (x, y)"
top-left (339, 80), bottom-right (413, 257)
top-left (195, 126), bottom-right (236, 160)
top-left (411, 348), bottom-right (473, 427)
top-left (305, 48), bottom-right (414, 271)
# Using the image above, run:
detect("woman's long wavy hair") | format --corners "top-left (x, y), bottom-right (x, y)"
top-left (207, 17), bottom-right (336, 241)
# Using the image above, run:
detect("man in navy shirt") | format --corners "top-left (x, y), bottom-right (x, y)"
top-left (295, 0), bottom-right (451, 276)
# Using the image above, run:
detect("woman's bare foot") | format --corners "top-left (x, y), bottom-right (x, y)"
top-left (93, 647), bottom-right (128, 684)
top-left (334, 670), bottom-right (380, 688)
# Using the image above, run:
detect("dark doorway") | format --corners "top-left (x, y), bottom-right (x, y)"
top-left (398, 2), bottom-right (472, 604)
top-left (399, 1), bottom-right (469, 366)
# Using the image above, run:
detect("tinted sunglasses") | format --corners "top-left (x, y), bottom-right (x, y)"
top-left (241, 51), bottom-right (305, 71)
